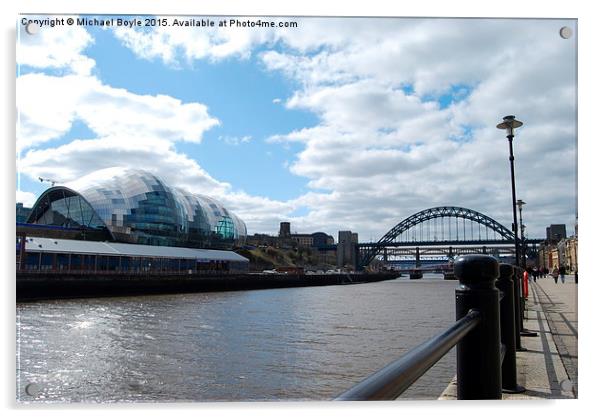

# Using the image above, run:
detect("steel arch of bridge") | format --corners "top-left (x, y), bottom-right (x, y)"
top-left (360, 206), bottom-right (515, 267)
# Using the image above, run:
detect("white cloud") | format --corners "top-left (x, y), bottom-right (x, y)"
top-left (16, 73), bottom-right (219, 152)
top-left (262, 18), bottom-right (577, 239)
top-left (20, 135), bottom-right (228, 194)
top-left (16, 190), bottom-right (37, 207)
top-left (17, 18), bottom-right (95, 76)
top-left (113, 19), bottom-right (277, 65)
top-left (218, 135), bottom-right (252, 146)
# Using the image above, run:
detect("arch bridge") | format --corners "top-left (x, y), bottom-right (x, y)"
top-left (358, 206), bottom-right (542, 268)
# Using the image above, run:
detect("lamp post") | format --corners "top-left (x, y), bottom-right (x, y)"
top-left (497, 116), bottom-right (537, 340)
top-left (496, 115), bottom-right (523, 268)
top-left (516, 199), bottom-right (527, 268)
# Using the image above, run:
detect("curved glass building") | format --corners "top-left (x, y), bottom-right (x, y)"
top-left (26, 168), bottom-right (247, 249)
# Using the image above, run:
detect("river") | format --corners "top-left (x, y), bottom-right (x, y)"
top-left (16, 274), bottom-right (458, 402)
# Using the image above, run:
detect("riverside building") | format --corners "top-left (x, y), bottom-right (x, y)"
top-left (24, 168), bottom-right (246, 249)
top-left (17, 167), bottom-right (249, 273)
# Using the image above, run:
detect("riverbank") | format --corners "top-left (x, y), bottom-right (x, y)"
top-left (16, 271), bottom-right (399, 302)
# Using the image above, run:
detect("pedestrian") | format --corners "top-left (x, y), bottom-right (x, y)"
top-left (533, 267), bottom-right (538, 282)
top-left (552, 266), bottom-right (559, 284)
top-left (559, 265), bottom-right (566, 284)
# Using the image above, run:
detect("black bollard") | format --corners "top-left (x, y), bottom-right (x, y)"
top-left (515, 267), bottom-right (538, 338)
top-left (512, 266), bottom-right (524, 349)
top-left (455, 255), bottom-right (502, 400)
top-left (496, 264), bottom-right (525, 393)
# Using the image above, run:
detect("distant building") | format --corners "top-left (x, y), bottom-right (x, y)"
top-left (537, 235), bottom-right (577, 272)
top-left (559, 237), bottom-right (578, 272)
top-left (290, 233), bottom-right (313, 247)
top-left (248, 223), bottom-right (334, 250)
top-left (246, 233), bottom-right (281, 247)
top-left (337, 230), bottom-right (358, 269)
top-left (16, 203), bottom-right (32, 223)
top-left (546, 224), bottom-right (567, 243)
top-left (279, 222), bottom-right (291, 238)
top-left (311, 232), bottom-right (335, 247)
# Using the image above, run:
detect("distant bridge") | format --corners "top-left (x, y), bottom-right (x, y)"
top-left (339, 206), bottom-right (543, 269)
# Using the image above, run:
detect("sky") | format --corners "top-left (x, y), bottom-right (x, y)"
top-left (16, 15), bottom-right (577, 242)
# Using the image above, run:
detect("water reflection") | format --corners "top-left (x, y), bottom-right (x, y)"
top-left (17, 275), bottom-right (457, 402)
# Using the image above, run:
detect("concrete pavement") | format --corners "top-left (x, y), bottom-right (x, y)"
top-left (530, 274), bottom-right (578, 396)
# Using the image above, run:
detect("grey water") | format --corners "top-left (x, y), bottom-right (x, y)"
top-left (16, 274), bottom-right (458, 402)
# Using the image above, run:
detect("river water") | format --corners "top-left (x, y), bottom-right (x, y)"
top-left (16, 275), bottom-right (458, 402)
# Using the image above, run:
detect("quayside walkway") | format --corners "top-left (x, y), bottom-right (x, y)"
top-left (440, 274), bottom-right (577, 400)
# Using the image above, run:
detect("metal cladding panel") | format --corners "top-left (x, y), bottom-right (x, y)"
top-left (106, 242), bottom-right (202, 258)
top-left (65, 167), bottom-right (246, 247)
top-left (193, 249), bottom-right (249, 262)
top-left (25, 237), bottom-right (120, 255)
top-left (24, 237), bottom-right (249, 262)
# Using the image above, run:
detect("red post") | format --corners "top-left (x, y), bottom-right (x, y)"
top-left (522, 270), bottom-right (529, 299)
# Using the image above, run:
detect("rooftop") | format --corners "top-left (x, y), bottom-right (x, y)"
top-left (23, 237), bottom-right (249, 262)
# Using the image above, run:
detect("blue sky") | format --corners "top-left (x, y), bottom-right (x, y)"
top-left (20, 25), bottom-right (318, 201)
top-left (16, 16), bottom-right (577, 239)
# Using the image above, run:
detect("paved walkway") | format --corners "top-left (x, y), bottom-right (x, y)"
top-left (530, 274), bottom-right (578, 396)
top-left (439, 274), bottom-right (578, 400)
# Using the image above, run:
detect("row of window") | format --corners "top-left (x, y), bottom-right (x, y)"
top-left (21, 252), bottom-right (234, 273)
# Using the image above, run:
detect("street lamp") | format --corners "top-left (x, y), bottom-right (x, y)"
top-left (498, 115), bottom-right (536, 341)
top-left (516, 199), bottom-right (527, 268)
top-left (497, 115), bottom-right (523, 268)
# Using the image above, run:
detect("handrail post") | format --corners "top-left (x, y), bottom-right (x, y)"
top-left (496, 264), bottom-right (525, 393)
top-left (454, 254), bottom-right (502, 399)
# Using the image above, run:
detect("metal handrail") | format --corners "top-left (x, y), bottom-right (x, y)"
top-left (335, 309), bottom-right (481, 401)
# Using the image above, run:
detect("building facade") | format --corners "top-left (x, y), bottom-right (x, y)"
top-left (16, 203), bottom-right (32, 223)
top-left (559, 237), bottom-right (578, 272)
top-left (337, 230), bottom-right (358, 268)
top-left (279, 222), bottom-right (291, 238)
top-left (250, 222), bottom-right (334, 249)
top-left (25, 168), bottom-right (247, 250)
top-left (546, 224), bottom-right (567, 242)
top-left (18, 237), bottom-right (249, 274)
top-left (537, 236), bottom-right (577, 273)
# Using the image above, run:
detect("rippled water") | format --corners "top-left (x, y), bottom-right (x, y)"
top-left (16, 275), bottom-right (458, 402)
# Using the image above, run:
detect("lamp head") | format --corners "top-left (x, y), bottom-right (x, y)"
top-left (496, 115), bottom-right (523, 136)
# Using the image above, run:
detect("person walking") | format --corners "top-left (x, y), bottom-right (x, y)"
top-left (552, 266), bottom-right (559, 284)
top-left (559, 265), bottom-right (566, 284)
